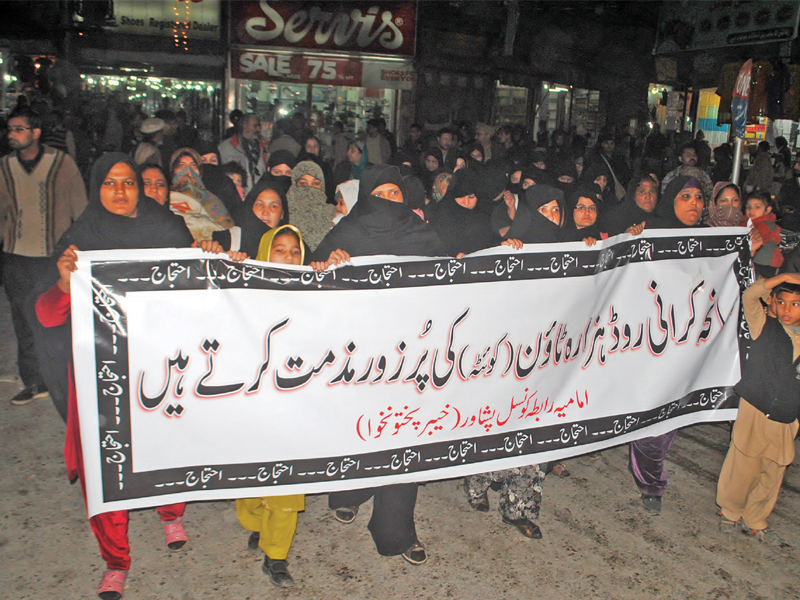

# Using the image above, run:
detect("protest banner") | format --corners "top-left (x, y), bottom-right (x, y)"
top-left (71, 229), bottom-right (750, 517)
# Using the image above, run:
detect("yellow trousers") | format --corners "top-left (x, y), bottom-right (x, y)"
top-left (236, 495), bottom-right (304, 560)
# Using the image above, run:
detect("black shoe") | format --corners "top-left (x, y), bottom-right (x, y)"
top-left (641, 494), bottom-right (662, 515)
top-left (10, 384), bottom-right (48, 406)
top-left (262, 556), bottom-right (294, 587)
top-left (247, 531), bottom-right (260, 551)
top-left (502, 516), bottom-right (543, 539)
top-left (333, 506), bottom-right (358, 524)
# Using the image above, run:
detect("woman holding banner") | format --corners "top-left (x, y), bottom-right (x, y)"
top-left (34, 153), bottom-right (244, 600)
top-left (630, 175), bottom-right (706, 515)
top-left (310, 164), bottom-right (447, 565)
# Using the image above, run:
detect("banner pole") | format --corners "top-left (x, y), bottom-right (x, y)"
top-left (731, 136), bottom-right (744, 185)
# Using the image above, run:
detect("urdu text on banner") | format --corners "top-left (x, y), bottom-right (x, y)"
top-left (71, 229), bottom-right (750, 517)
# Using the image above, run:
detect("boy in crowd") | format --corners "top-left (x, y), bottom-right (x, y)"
top-left (745, 191), bottom-right (783, 277)
top-left (717, 272), bottom-right (800, 540)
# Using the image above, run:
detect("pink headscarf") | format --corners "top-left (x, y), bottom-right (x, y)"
top-left (706, 181), bottom-right (741, 227)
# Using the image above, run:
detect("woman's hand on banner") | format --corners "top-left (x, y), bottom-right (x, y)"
top-left (192, 240), bottom-right (247, 262)
top-left (582, 237), bottom-right (598, 247)
top-left (501, 238), bottom-right (523, 250)
top-left (310, 249), bottom-right (351, 271)
top-left (626, 222), bottom-right (646, 236)
top-left (57, 244), bottom-right (79, 293)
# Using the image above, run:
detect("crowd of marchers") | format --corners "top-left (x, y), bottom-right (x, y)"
top-left (1, 96), bottom-right (800, 600)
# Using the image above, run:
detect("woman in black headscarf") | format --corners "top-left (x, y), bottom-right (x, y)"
top-left (627, 174), bottom-right (705, 518)
top-left (648, 175), bottom-right (706, 230)
top-left (419, 146), bottom-right (446, 199)
top-left (492, 184), bottom-right (565, 244)
top-left (212, 175), bottom-right (294, 259)
top-left (561, 183), bottom-right (605, 243)
top-left (297, 134), bottom-right (335, 204)
top-left (311, 164), bottom-right (447, 263)
top-left (599, 172), bottom-right (659, 237)
top-left (35, 153), bottom-right (240, 600)
top-left (192, 141), bottom-right (243, 215)
top-left (474, 163), bottom-right (508, 216)
top-left (551, 157), bottom-right (578, 197)
top-left (309, 165), bottom-right (445, 566)
top-left (580, 160), bottom-right (616, 205)
top-left (425, 168), bottom-right (515, 256)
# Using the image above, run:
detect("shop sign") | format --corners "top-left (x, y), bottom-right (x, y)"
top-left (654, 0), bottom-right (800, 54)
top-left (107, 0), bottom-right (221, 40)
top-left (731, 59), bottom-right (752, 139)
top-left (361, 60), bottom-right (415, 90)
top-left (231, 1), bottom-right (417, 57)
top-left (232, 49), bottom-right (362, 85)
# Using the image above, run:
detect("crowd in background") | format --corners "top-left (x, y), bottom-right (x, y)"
top-left (3, 89), bottom-right (800, 600)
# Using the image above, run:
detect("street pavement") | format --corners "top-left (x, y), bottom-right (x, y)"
top-left (1, 292), bottom-right (799, 599)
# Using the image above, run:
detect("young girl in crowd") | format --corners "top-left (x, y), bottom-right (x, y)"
top-left (333, 180), bottom-right (359, 225)
top-left (256, 224), bottom-right (305, 264)
top-left (35, 153), bottom-right (243, 600)
top-left (236, 224), bottom-right (306, 588)
top-left (212, 178), bottom-right (290, 259)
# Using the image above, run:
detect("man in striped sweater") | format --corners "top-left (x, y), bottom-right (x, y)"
top-left (0, 106), bottom-right (87, 406)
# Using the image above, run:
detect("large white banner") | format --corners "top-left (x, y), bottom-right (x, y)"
top-left (72, 229), bottom-right (751, 517)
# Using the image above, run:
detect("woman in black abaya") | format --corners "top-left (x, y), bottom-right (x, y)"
top-left (310, 165), bottom-right (445, 565)
top-left (492, 184), bottom-right (566, 243)
top-left (627, 174), bottom-right (705, 516)
top-left (598, 172), bottom-right (659, 237)
top-left (561, 182), bottom-right (605, 244)
top-left (424, 168), bottom-right (521, 256)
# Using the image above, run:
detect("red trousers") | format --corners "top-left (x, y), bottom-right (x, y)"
top-left (37, 284), bottom-right (185, 571)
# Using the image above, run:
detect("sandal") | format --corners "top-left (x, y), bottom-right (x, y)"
top-left (502, 516), bottom-right (543, 539)
top-left (401, 542), bottom-right (428, 565)
top-left (333, 506), bottom-right (358, 524)
top-left (551, 462), bottom-right (571, 478)
top-left (741, 522), bottom-right (768, 542)
top-left (473, 496), bottom-right (490, 513)
top-left (163, 519), bottom-right (189, 551)
top-left (717, 512), bottom-right (738, 534)
top-left (97, 569), bottom-right (127, 600)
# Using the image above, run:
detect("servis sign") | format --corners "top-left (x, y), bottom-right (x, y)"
top-left (230, 1), bottom-right (417, 57)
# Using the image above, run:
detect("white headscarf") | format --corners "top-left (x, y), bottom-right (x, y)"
top-left (332, 180), bottom-right (360, 224)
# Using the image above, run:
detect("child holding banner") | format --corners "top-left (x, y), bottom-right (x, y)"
top-left (717, 273), bottom-right (800, 540)
top-left (236, 223), bottom-right (307, 587)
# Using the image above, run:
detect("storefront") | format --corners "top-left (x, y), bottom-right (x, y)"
top-left (228, 1), bottom-right (417, 141)
top-left (533, 82), bottom-right (601, 142)
top-left (72, 0), bottom-right (225, 132)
